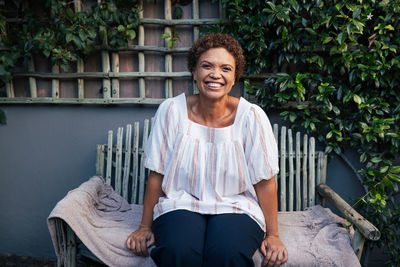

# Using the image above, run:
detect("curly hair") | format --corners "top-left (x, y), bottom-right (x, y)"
top-left (188, 33), bottom-right (246, 82)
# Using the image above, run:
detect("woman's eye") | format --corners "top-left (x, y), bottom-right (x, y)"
top-left (222, 67), bottom-right (232, 72)
top-left (200, 64), bottom-right (211, 69)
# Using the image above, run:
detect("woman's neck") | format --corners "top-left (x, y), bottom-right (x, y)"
top-left (188, 94), bottom-right (238, 128)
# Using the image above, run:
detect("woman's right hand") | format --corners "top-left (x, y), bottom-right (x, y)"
top-left (126, 225), bottom-right (155, 257)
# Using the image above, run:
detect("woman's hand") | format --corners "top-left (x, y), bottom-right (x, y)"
top-left (126, 225), bottom-right (155, 257)
top-left (260, 235), bottom-right (288, 266)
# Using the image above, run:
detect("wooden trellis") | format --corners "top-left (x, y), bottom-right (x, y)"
top-left (2, 0), bottom-right (249, 105)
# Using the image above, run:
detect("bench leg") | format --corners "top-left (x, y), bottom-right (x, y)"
top-left (66, 225), bottom-right (77, 267)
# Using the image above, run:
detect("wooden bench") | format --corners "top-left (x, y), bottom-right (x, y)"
top-left (64, 119), bottom-right (380, 266)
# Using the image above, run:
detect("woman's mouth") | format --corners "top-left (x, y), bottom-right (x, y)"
top-left (205, 82), bottom-right (224, 89)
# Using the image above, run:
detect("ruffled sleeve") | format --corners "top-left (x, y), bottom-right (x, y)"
top-left (144, 98), bottom-right (178, 175)
top-left (244, 104), bottom-right (279, 184)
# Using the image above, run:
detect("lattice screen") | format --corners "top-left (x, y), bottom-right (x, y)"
top-left (0, 0), bottom-right (234, 105)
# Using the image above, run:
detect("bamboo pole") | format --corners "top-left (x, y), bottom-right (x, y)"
top-left (22, 0), bottom-right (37, 98)
top-left (192, 0), bottom-right (199, 94)
top-left (140, 18), bottom-right (219, 25)
top-left (13, 71), bottom-right (192, 79)
top-left (0, 97), bottom-right (165, 105)
top-left (131, 122), bottom-right (140, 204)
top-left (122, 124), bottom-right (132, 200)
top-left (138, 119), bottom-right (149, 205)
top-left (288, 129), bottom-right (294, 211)
top-left (295, 132), bottom-right (301, 211)
top-left (302, 134), bottom-right (308, 209)
top-left (308, 137), bottom-right (315, 207)
top-left (106, 130), bottom-right (113, 185)
top-left (98, 0), bottom-right (110, 99)
top-left (138, 0), bottom-right (145, 98)
top-left (74, 0), bottom-right (85, 99)
top-left (111, 52), bottom-right (120, 98)
top-left (280, 126), bottom-right (287, 211)
top-left (52, 64), bottom-right (60, 98)
top-left (164, 0), bottom-right (173, 98)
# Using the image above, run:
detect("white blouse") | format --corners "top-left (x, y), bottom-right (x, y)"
top-left (144, 93), bottom-right (279, 231)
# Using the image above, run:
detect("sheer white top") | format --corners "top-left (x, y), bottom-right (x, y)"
top-left (144, 93), bottom-right (279, 231)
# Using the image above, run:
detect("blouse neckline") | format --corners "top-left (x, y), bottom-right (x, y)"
top-left (181, 93), bottom-right (244, 130)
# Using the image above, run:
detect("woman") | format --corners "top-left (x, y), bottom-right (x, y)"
top-left (126, 33), bottom-right (288, 267)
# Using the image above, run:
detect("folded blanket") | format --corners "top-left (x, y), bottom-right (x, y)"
top-left (48, 176), bottom-right (360, 267)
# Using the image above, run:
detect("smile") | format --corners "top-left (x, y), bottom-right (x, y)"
top-left (205, 82), bottom-right (224, 88)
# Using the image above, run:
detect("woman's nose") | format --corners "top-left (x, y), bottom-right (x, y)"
top-left (209, 69), bottom-right (221, 78)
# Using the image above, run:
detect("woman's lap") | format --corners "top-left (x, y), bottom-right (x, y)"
top-left (150, 209), bottom-right (264, 267)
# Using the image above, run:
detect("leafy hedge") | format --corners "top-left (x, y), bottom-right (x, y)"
top-left (210, 0), bottom-right (400, 265)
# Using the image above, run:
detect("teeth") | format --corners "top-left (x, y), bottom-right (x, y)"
top-left (207, 82), bottom-right (222, 88)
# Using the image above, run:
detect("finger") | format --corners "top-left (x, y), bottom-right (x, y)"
top-left (260, 241), bottom-right (267, 256)
top-left (126, 236), bottom-right (131, 250)
top-left (275, 249), bottom-right (284, 266)
top-left (267, 250), bottom-right (278, 267)
top-left (138, 237), bottom-right (149, 256)
top-left (282, 248), bottom-right (289, 264)
top-left (147, 233), bottom-right (155, 247)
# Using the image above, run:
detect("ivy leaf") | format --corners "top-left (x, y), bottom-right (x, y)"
top-left (371, 157), bottom-right (382, 163)
top-left (380, 166), bottom-right (389, 174)
top-left (353, 94), bottom-right (362, 104)
top-left (388, 173), bottom-right (400, 182)
top-left (337, 32), bottom-right (345, 45)
top-left (390, 166), bottom-right (400, 173)
top-left (323, 36), bottom-right (333, 44)
top-left (352, 8), bottom-right (361, 19)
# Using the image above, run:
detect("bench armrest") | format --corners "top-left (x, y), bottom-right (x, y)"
top-left (317, 183), bottom-right (380, 241)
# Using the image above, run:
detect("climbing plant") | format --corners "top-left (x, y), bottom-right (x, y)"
top-left (0, 0), bottom-right (139, 89)
top-left (0, 0), bottom-right (140, 124)
top-left (209, 0), bottom-right (400, 265)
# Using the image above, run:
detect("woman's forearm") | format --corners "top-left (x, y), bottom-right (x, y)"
top-left (140, 170), bottom-right (164, 228)
top-left (254, 177), bottom-right (279, 236)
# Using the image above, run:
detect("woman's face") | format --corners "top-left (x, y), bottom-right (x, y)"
top-left (192, 47), bottom-right (236, 100)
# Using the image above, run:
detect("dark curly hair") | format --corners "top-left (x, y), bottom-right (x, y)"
top-left (188, 33), bottom-right (246, 82)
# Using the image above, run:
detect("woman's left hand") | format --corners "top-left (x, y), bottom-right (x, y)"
top-left (260, 235), bottom-right (288, 266)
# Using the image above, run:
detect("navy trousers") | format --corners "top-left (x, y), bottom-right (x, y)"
top-left (150, 210), bottom-right (264, 267)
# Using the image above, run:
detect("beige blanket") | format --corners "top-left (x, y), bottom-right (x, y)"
top-left (48, 176), bottom-right (360, 267)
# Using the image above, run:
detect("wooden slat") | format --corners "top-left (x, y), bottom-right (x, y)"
top-left (75, 0), bottom-right (85, 99)
top-left (322, 154), bottom-right (327, 184)
top-left (138, 119), bottom-right (149, 204)
top-left (192, 0), bottom-right (200, 94)
top-left (52, 64), bottom-right (60, 98)
top-left (106, 130), bottom-right (113, 185)
top-left (308, 137), bottom-right (315, 207)
top-left (138, 0), bottom-right (145, 98)
top-left (98, 0), bottom-right (110, 99)
top-left (164, 0), bottom-right (173, 98)
top-left (115, 127), bottom-right (124, 195)
top-left (96, 144), bottom-right (105, 177)
top-left (5, 81), bottom-right (15, 98)
top-left (302, 134), bottom-right (308, 209)
top-left (111, 52), bottom-right (120, 98)
top-left (288, 129), bottom-right (294, 211)
top-left (279, 126), bottom-right (286, 211)
top-left (273, 124), bottom-right (279, 184)
top-left (352, 229), bottom-right (365, 260)
top-left (316, 151), bottom-right (323, 204)
top-left (295, 132), bottom-right (301, 211)
top-left (0, 97), bottom-right (165, 105)
top-left (28, 57), bottom-right (38, 98)
top-left (131, 122), bottom-right (140, 204)
top-left (66, 225), bottom-right (77, 267)
top-left (122, 124), bottom-right (132, 200)
top-left (140, 18), bottom-right (219, 25)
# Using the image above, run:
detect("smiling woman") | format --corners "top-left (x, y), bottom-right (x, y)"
top-left (126, 33), bottom-right (288, 267)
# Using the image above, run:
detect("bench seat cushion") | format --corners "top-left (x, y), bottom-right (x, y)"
top-left (48, 176), bottom-right (360, 267)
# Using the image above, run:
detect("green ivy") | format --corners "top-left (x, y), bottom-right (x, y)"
top-left (211, 0), bottom-right (400, 265)
top-left (0, 0), bottom-right (139, 77)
